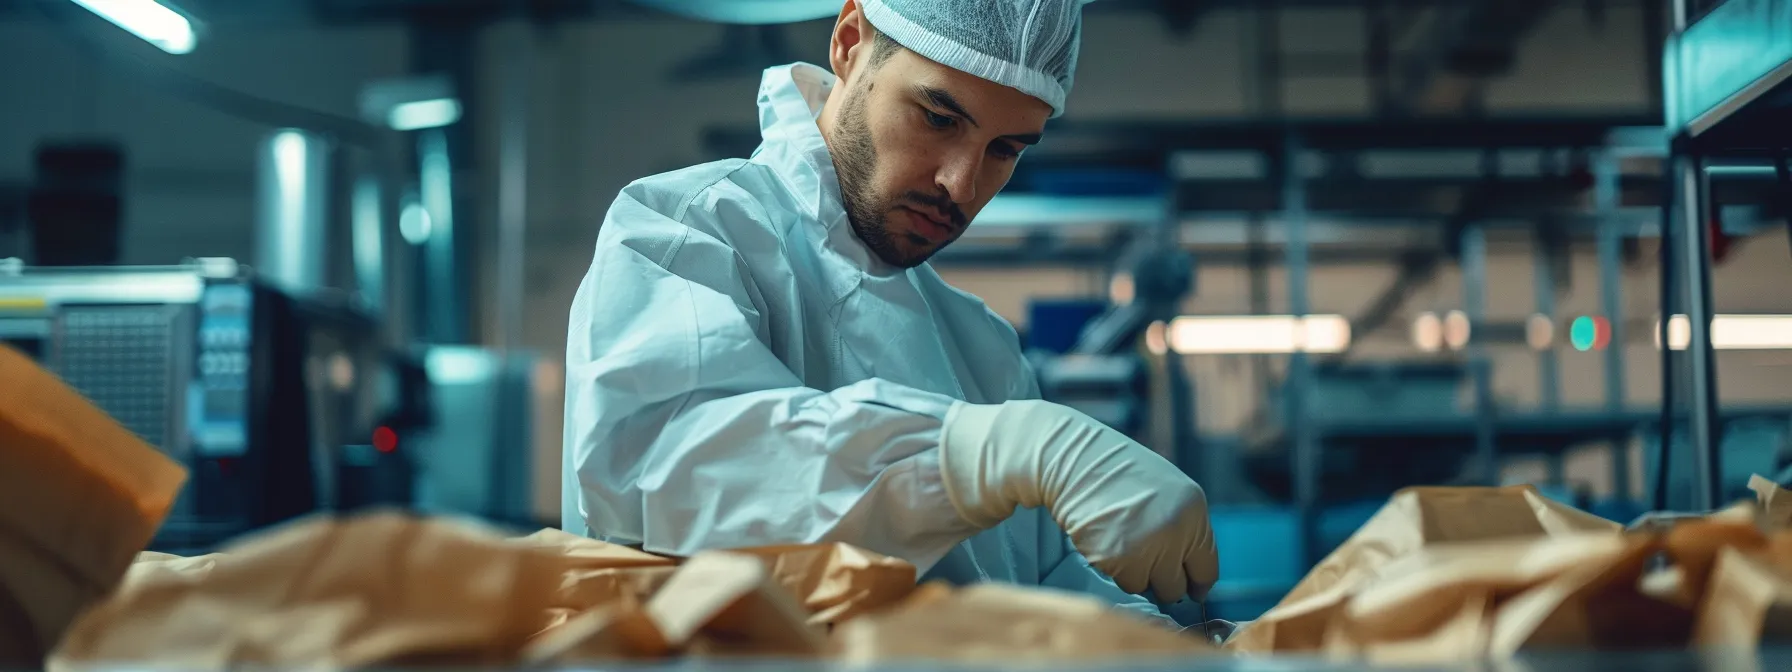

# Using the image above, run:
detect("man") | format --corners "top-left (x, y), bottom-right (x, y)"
top-left (563, 0), bottom-right (1218, 623)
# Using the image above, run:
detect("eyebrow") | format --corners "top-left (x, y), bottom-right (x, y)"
top-left (917, 85), bottom-right (978, 127)
top-left (916, 85), bottom-right (1045, 146)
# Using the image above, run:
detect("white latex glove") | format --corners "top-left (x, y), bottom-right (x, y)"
top-left (938, 399), bottom-right (1218, 603)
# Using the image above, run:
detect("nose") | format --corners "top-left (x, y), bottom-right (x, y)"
top-left (935, 148), bottom-right (980, 206)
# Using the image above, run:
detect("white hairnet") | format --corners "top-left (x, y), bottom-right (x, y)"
top-left (860, 0), bottom-right (1085, 117)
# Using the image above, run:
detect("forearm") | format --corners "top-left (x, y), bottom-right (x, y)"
top-left (569, 377), bottom-right (982, 573)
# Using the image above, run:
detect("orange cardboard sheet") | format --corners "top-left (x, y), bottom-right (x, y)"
top-left (0, 345), bottom-right (187, 665)
top-left (834, 584), bottom-right (1214, 663)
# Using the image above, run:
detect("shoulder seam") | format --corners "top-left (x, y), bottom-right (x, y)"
top-left (657, 158), bottom-right (751, 267)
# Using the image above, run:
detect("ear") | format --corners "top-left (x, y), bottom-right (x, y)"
top-left (829, 0), bottom-right (873, 83)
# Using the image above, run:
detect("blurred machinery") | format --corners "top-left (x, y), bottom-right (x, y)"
top-left (1030, 243), bottom-right (1198, 473)
top-left (0, 260), bottom-right (383, 553)
top-left (393, 346), bottom-right (560, 530)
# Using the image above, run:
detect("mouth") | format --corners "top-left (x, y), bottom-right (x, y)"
top-left (898, 206), bottom-right (955, 242)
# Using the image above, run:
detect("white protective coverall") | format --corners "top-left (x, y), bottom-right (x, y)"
top-left (563, 62), bottom-right (1166, 622)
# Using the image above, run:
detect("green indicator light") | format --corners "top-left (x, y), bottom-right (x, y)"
top-left (1571, 316), bottom-right (1596, 351)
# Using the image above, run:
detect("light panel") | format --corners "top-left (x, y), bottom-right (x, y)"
top-left (69, 0), bottom-right (194, 54)
top-left (1168, 314), bottom-right (1351, 354)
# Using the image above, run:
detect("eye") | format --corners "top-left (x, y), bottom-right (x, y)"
top-left (923, 109), bottom-right (956, 129)
top-left (988, 142), bottom-right (1022, 161)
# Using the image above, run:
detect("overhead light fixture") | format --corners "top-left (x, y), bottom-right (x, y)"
top-left (1658, 315), bottom-right (1792, 350)
top-left (387, 98), bottom-right (462, 131)
top-left (69, 0), bottom-right (196, 55)
top-left (1412, 312), bottom-right (1443, 353)
top-left (1526, 314), bottom-right (1556, 351)
top-left (1167, 315), bottom-right (1351, 354)
top-left (1443, 310), bottom-right (1472, 351)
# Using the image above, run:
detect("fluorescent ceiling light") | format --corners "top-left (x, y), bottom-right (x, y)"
top-left (1659, 315), bottom-right (1792, 350)
top-left (1168, 315), bottom-right (1351, 354)
top-left (388, 98), bottom-right (462, 131)
top-left (69, 0), bottom-right (195, 54)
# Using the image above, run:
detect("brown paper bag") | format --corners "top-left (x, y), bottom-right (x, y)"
top-left (643, 551), bottom-right (828, 657)
top-left (1694, 546), bottom-right (1792, 647)
top-left (508, 528), bottom-right (676, 568)
top-left (51, 512), bottom-right (568, 669)
top-left (1356, 590), bottom-right (1492, 664)
top-left (1751, 475), bottom-right (1792, 529)
top-left (1342, 534), bottom-right (1629, 646)
top-left (835, 584), bottom-right (1213, 662)
top-left (729, 543), bottom-right (916, 626)
top-left (0, 345), bottom-right (188, 664)
top-left (1489, 536), bottom-right (1691, 653)
top-left (1228, 485), bottom-right (1619, 654)
top-left (538, 565), bottom-right (677, 635)
top-left (520, 598), bottom-right (669, 663)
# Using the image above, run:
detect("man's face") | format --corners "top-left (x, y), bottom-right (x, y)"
top-left (828, 44), bottom-right (1051, 269)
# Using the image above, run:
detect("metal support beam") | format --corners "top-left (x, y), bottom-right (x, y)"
top-left (409, 19), bottom-right (478, 345)
top-left (1534, 227), bottom-right (1561, 412)
top-left (1463, 224), bottom-right (1498, 484)
top-left (1654, 153), bottom-right (1679, 511)
top-left (1595, 151), bottom-right (1630, 502)
top-left (1533, 223), bottom-right (1565, 485)
top-left (495, 21), bottom-right (531, 352)
top-left (1391, 0), bottom-right (1557, 114)
top-left (1677, 152), bottom-right (1721, 510)
top-left (1285, 131), bottom-right (1319, 566)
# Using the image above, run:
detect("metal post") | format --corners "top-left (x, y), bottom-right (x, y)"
top-left (1655, 154), bottom-right (1678, 512)
top-left (1533, 227), bottom-right (1561, 412)
top-left (1463, 225), bottom-right (1497, 484)
top-left (495, 22), bottom-right (531, 353)
top-left (1533, 224), bottom-right (1565, 485)
top-left (1594, 152), bottom-right (1630, 502)
top-left (1678, 154), bottom-right (1720, 510)
top-left (1285, 131), bottom-right (1319, 565)
top-left (254, 129), bottom-right (332, 296)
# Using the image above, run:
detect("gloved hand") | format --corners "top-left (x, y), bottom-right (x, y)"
top-left (938, 400), bottom-right (1218, 603)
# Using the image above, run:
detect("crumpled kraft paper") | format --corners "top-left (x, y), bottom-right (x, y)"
top-left (1694, 545), bottom-right (1792, 647)
top-left (1751, 475), bottom-right (1792, 529)
top-left (506, 528), bottom-right (675, 569)
top-left (56, 512), bottom-right (919, 668)
top-left (520, 597), bottom-right (667, 663)
top-left (1487, 535), bottom-right (1691, 653)
top-left (833, 583), bottom-right (1214, 663)
top-left (643, 551), bottom-right (828, 657)
top-left (50, 512), bottom-right (570, 669)
top-left (1227, 485), bottom-right (1619, 653)
top-left (0, 345), bottom-right (187, 665)
top-left (728, 544), bottom-right (917, 627)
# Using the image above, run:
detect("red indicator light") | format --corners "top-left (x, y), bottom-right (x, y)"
top-left (373, 426), bottom-right (398, 454)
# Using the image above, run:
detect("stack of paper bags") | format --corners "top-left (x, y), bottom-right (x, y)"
top-left (46, 511), bottom-right (1208, 668)
top-left (1227, 480), bottom-right (1792, 662)
top-left (48, 514), bottom-right (918, 667)
top-left (0, 345), bottom-right (187, 665)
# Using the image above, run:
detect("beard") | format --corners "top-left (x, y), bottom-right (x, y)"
top-left (831, 81), bottom-right (956, 269)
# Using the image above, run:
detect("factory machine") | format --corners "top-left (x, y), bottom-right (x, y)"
top-left (0, 260), bottom-right (390, 553)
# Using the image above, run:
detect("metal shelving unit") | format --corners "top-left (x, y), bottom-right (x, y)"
top-left (1658, 0), bottom-right (1792, 511)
